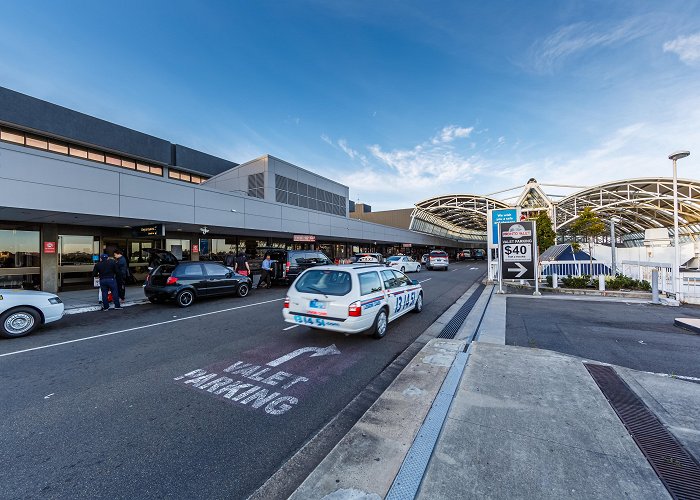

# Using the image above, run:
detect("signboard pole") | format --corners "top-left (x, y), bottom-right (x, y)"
top-left (497, 222), bottom-right (504, 294)
top-left (533, 220), bottom-right (541, 296)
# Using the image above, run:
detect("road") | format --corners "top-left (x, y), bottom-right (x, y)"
top-left (0, 261), bottom-right (486, 499)
top-left (506, 296), bottom-right (700, 379)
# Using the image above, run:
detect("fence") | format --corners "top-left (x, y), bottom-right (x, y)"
top-left (620, 261), bottom-right (672, 295)
top-left (540, 260), bottom-right (612, 278)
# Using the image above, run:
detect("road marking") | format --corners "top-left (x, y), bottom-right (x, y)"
top-left (418, 278), bottom-right (432, 283)
top-left (267, 345), bottom-right (341, 367)
top-left (0, 298), bottom-right (285, 358)
top-left (283, 324), bottom-right (300, 331)
top-left (644, 371), bottom-right (700, 382)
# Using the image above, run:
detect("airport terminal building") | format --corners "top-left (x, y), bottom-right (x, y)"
top-left (0, 87), bottom-right (458, 292)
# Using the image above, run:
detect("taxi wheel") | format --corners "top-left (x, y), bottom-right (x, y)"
top-left (1, 307), bottom-right (41, 338)
top-left (372, 308), bottom-right (388, 339)
top-left (413, 293), bottom-right (423, 313)
top-left (176, 289), bottom-right (195, 308)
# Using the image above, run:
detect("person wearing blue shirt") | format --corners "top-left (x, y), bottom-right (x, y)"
top-left (258, 254), bottom-right (272, 289)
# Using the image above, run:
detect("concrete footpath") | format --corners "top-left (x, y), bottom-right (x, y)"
top-left (290, 287), bottom-right (700, 499)
top-left (59, 285), bottom-right (148, 314)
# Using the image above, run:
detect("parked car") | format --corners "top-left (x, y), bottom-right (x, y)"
top-left (0, 289), bottom-right (64, 338)
top-left (283, 264), bottom-right (423, 339)
top-left (260, 249), bottom-right (333, 284)
top-left (420, 253), bottom-right (429, 265)
top-left (473, 249), bottom-right (486, 260)
top-left (426, 250), bottom-right (449, 271)
top-left (386, 255), bottom-right (421, 273)
top-left (354, 253), bottom-right (385, 264)
top-left (457, 249), bottom-right (472, 261)
top-left (144, 252), bottom-right (252, 307)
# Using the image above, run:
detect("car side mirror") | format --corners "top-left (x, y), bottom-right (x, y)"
top-left (412, 280), bottom-right (419, 285)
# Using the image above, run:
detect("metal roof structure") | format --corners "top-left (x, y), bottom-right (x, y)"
top-left (409, 177), bottom-right (700, 244)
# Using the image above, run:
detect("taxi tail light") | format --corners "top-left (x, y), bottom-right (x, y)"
top-left (284, 297), bottom-right (290, 309)
top-left (348, 300), bottom-right (362, 317)
top-left (166, 276), bottom-right (178, 285)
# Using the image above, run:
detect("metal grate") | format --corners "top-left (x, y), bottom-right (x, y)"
top-left (585, 363), bottom-right (700, 500)
top-left (436, 284), bottom-right (485, 339)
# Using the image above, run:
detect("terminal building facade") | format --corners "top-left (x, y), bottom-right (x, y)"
top-left (0, 87), bottom-right (458, 292)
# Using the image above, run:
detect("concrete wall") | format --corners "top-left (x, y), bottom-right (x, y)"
top-left (0, 142), bottom-right (456, 247)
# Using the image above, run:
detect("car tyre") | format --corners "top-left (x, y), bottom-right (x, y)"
top-left (416, 265), bottom-right (421, 273)
top-left (372, 308), bottom-right (388, 339)
top-left (237, 282), bottom-right (250, 298)
top-left (413, 293), bottom-right (423, 313)
top-left (176, 289), bottom-right (195, 308)
top-left (400, 266), bottom-right (405, 273)
top-left (0, 307), bottom-right (41, 338)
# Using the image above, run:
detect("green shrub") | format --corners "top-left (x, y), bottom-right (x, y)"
top-left (546, 275), bottom-right (553, 287)
top-left (561, 275), bottom-right (591, 288)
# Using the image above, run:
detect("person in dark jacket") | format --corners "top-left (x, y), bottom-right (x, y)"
top-left (113, 249), bottom-right (128, 301)
top-left (93, 254), bottom-right (122, 310)
top-left (234, 252), bottom-right (250, 277)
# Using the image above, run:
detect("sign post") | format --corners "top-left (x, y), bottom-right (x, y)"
top-left (488, 208), bottom-right (519, 285)
top-left (499, 220), bottom-right (539, 295)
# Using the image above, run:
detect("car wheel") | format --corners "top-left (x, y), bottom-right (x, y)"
top-left (372, 308), bottom-right (388, 339)
top-left (416, 265), bottom-right (421, 273)
top-left (237, 282), bottom-right (250, 297)
top-left (0, 307), bottom-right (41, 338)
top-left (413, 293), bottom-right (423, 313)
top-left (400, 266), bottom-right (405, 273)
top-left (176, 289), bottom-right (195, 308)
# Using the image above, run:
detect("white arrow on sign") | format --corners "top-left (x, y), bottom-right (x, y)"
top-left (266, 345), bottom-right (341, 367)
top-left (507, 262), bottom-right (528, 278)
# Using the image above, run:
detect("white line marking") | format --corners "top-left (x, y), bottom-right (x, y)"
top-left (283, 324), bottom-right (300, 331)
top-left (644, 370), bottom-right (700, 382)
top-left (0, 298), bottom-right (285, 358)
top-left (418, 278), bottom-right (432, 283)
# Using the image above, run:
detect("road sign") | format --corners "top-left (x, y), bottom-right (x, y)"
top-left (499, 220), bottom-right (537, 280)
top-left (488, 208), bottom-right (519, 247)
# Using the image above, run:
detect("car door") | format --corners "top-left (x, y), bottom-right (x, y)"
top-left (202, 262), bottom-right (237, 296)
top-left (176, 263), bottom-right (208, 296)
top-left (391, 270), bottom-right (417, 318)
top-left (380, 270), bottom-right (400, 319)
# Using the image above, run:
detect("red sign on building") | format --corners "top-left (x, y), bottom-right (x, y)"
top-left (44, 241), bottom-right (57, 254)
top-left (293, 234), bottom-right (316, 242)
top-left (191, 244), bottom-right (199, 253)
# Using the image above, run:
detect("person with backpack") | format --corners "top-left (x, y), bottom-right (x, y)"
top-left (234, 252), bottom-right (251, 277)
top-left (93, 254), bottom-right (122, 311)
top-left (224, 251), bottom-right (236, 268)
top-left (113, 249), bottom-right (129, 301)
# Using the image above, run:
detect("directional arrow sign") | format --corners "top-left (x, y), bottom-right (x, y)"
top-left (507, 262), bottom-right (528, 278)
top-left (266, 345), bottom-right (341, 367)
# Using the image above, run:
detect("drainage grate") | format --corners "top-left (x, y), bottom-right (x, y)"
top-left (436, 284), bottom-right (485, 339)
top-left (585, 363), bottom-right (700, 500)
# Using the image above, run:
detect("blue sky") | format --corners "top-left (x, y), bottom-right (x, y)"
top-left (1, 1), bottom-right (699, 210)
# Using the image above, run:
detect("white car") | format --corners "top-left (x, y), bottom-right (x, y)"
top-left (427, 251), bottom-right (449, 271)
top-left (386, 255), bottom-right (421, 273)
top-left (283, 264), bottom-right (423, 339)
top-left (0, 289), bottom-right (65, 338)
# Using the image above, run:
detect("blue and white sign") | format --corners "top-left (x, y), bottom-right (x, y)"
top-left (490, 209), bottom-right (518, 245)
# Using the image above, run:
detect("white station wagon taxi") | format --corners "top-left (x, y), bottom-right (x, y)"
top-left (283, 264), bottom-right (423, 339)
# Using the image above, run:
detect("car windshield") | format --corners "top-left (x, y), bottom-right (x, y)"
top-left (387, 256), bottom-right (401, 262)
top-left (431, 252), bottom-right (448, 258)
top-left (295, 270), bottom-right (352, 296)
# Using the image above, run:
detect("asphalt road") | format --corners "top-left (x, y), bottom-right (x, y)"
top-left (505, 296), bottom-right (700, 379)
top-left (0, 261), bottom-right (486, 499)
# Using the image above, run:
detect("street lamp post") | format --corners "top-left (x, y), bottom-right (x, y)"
top-left (610, 216), bottom-right (620, 276)
top-left (668, 150), bottom-right (690, 302)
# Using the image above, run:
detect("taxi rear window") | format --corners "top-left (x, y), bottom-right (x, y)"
top-left (430, 251), bottom-right (448, 257)
top-left (295, 270), bottom-right (352, 296)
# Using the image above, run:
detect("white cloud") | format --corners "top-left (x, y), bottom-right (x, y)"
top-left (320, 134), bottom-right (334, 146)
top-left (663, 32), bottom-right (700, 65)
top-left (431, 125), bottom-right (473, 144)
top-left (528, 17), bottom-right (655, 73)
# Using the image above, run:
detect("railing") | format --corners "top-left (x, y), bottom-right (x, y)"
top-left (540, 260), bottom-right (612, 277)
top-left (620, 261), bottom-right (672, 294)
top-left (682, 275), bottom-right (700, 299)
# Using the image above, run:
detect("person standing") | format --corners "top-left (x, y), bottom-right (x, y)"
top-left (224, 250), bottom-right (236, 268)
top-left (234, 252), bottom-right (250, 277)
top-left (258, 254), bottom-right (272, 289)
top-left (93, 254), bottom-right (122, 310)
top-left (113, 249), bottom-right (128, 301)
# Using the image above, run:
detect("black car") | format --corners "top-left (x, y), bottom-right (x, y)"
top-left (260, 248), bottom-right (333, 284)
top-left (143, 249), bottom-right (252, 307)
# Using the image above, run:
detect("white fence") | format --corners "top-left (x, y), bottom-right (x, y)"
top-left (540, 260), bottom-right (612, 278)
top-left (620, 261), bottom-right (672, 295)
top-left (682, 275), bottom-right (700, 302)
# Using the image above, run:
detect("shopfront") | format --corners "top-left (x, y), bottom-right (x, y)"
top-left (0, 228), bottom-right (41, 289)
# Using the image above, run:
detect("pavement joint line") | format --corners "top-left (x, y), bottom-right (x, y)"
top-left (386, 342), bottom-right (475, 499)
top-left (0, 297), bottom-right (285, 358)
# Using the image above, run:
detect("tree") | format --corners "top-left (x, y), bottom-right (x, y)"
top-left (569, 207), bottom-right (606, 273)
top-left (534, 212), bottom-right (556, 253)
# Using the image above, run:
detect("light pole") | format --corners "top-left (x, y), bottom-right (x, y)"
top-left (610, 216), bottom-right (620, 276)
top-left (668, 150), bottom-right (690, 302)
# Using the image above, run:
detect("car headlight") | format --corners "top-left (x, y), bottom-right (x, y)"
top-left (48, 297), bottom-right (63, 305)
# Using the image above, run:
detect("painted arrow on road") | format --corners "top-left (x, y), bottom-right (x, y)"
top-left (507, 262), bottom-right (528, 278)
top-left (266, 345), bottom-right (341, 367)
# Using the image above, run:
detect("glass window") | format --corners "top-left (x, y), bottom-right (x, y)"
top-left (48, 141), bottom-right (69, 154)
top-left (359, 272), bottom-right (382, 295)
top-left (192, 175), bottom-right (202, 184)
top-left (1, 128), bottom-right (25, 144)
top-left (69, 146), bottom-right (88, 158)
top-left (294, 270), bottom-right (351, 296)
top-left (166, 239), bottom-right (191, 260)
top-left (392, 270), bottom-right (411, 286)
top-left (88, 150), bottom-right (105, 162)
top-left (0, 229), bottom-right (40, 268)
top-left (59, 235), bottom-right (97, 265)
top-left (180, 172), bottom-right (191, 182)
top-left (203, 262), bottom-right (228, 276)
top-left (136, 163), bottom-right (150, 173)
top-left (175, 264), bottom-right (204, 277)
top-left (168, 170), bottom-right (180, 180)
top-left (105, 155), bottom-right (122, 166)
top-left (122, 159), bottom-right (136, 169)
top-left (150, 166), bottom-right (163, 176)
top-left (381, 270), bottom-right (398, 289)
top-left (25, 135), bottom-right (48, 149)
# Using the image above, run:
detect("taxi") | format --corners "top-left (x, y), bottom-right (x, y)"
top-left (283, 264), bottom-right (423, 339)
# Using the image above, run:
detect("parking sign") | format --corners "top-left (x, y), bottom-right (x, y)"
top-left (499, 221), bottom-right (536, 280)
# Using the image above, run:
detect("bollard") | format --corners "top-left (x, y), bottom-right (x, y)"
top-left (552, 273), bottom-right (558, 289)
top-left (652, 269), bottom-right (659, 304)
top-left (599, 274), bottom-right (605, 291)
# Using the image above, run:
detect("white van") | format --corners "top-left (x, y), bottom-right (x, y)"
top-left (283, 264), bottom-right (423, 339)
